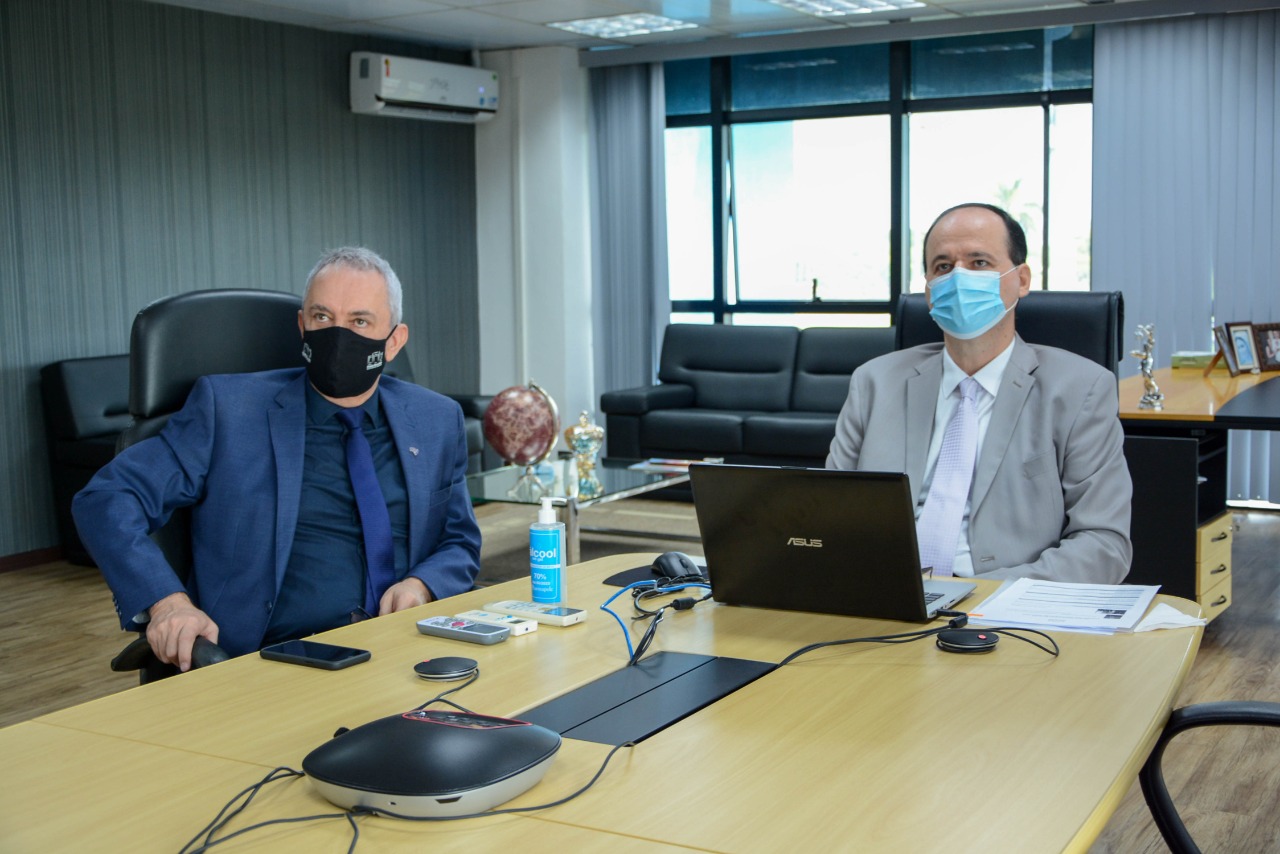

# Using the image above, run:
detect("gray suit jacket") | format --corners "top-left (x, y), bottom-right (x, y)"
top-left (826, 337), bottom-right (1132, 584)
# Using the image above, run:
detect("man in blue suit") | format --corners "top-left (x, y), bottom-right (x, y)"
top-left (74, 247), bottom-right (482, 669)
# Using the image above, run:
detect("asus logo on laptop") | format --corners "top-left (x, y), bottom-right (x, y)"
top-left (786, 537), bottom-right (822, 548)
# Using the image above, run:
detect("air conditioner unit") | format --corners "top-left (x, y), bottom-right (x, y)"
top-left (350, 52), bottom-right (499, 123)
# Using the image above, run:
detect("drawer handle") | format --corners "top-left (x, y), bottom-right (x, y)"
top-left (1211, 532), bottom-right (1229, 542)
top-left (1211, 564), bottom-right (1227, 575)
top-left (1211, 595), bottom-right (1228, 607)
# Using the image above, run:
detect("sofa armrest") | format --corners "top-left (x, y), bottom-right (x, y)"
top-left (447, 393), bottom-right (493, 421)
top-left (601, 384), bottom-right (695, 416)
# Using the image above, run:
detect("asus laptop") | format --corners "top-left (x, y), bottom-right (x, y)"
top-left (689, 464), bottom-right (976, 623)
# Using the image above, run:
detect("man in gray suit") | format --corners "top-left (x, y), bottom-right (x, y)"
top-left (827, 203), bottom-right (1131, 584)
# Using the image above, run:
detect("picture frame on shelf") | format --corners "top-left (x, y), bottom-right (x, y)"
top-left (1213, 324), bottom-right (1241, 376)
top-left (1254, 322), bottom-right (1280, 372)
top-left (1228, 322), bottom-right (1260, 373)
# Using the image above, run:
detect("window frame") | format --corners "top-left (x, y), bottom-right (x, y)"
top-left (665, 40), bottom-right (1093, 323)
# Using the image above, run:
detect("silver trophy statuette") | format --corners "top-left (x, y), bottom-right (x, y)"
top-left (1131, 324), bottom-right (1165, 410)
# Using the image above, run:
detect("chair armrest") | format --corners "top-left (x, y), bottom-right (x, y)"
top-left (110, 635), bottom-right (230, 675)
top-left (600, 384), bottom-right (694, 416)
top-left (1140, 701), bottom-right (1280, 854)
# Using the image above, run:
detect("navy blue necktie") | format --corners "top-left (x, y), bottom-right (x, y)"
top-left (336, 408), bottom-right (395, 615)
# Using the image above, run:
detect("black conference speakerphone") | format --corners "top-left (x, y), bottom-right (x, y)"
top-left (519, 652), bottom-right (775, 746)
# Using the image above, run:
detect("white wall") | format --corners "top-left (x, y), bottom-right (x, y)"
top-left (476, 46), bottom-right (596, 433)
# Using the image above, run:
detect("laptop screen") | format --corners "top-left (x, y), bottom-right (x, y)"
top-left (689, 464), bottom-right (969, 622)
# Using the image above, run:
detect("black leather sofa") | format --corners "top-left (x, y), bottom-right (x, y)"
top-left (40, 355), bottom-right (133, 564)
top-left (600, 324), bottom-right (896, 468)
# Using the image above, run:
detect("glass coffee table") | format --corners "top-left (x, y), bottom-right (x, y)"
top-left (466, 458), bottom-right (701, 564)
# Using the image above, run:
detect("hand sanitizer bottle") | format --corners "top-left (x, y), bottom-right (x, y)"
top-left (530, 497), bottom-right (565, 604)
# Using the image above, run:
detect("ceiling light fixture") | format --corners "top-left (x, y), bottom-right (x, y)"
top-left (549, 13), bottom-right (697, 39)
top-left (768, 0), bottom-right (927, 17)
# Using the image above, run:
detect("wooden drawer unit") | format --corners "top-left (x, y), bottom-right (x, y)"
top-left (1200, 573), bottom-right (1233, 622)
top-left (1195, 512), bottom-right (1233, 598)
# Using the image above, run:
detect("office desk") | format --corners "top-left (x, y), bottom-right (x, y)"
top-left (1118, 368), bottom-right (1280, 616)
top-left (1118, 367), bottom-right (1279, 429)
top-left (1, 554), bottom-right (1202, 853)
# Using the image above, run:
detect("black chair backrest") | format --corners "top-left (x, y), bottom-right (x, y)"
top-left (117, 289), bottom-right (306, 582)
top-left (384, 354), bottom-right (415, 383)
top-left (894, 291), bottom-right (1126, 376)
top-left (119, 289), bottom-right (305, 449)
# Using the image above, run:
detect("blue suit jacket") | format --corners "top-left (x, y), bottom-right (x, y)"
top-left (73, 369), bottom-right (482, 656)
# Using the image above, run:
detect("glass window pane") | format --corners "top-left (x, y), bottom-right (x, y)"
top-left (730, 117), bottom-right (891, 303)
top-left (664, 59), bottom-right (711, 116)
top-left (912, 30), bottom-right (1047, 99)
top-left (731, 45), bottom-right (889, 111)
top-left (1048, 26), bottom-right (1093, 90)
top-left (1047, 103), bottom-right (1092, 291)
top-left (670, 312), bottom-right (714, 325)
top-left (665, 127), bottom-right (714, 301)
top-left (907, 107), bottom-right (1045, 294)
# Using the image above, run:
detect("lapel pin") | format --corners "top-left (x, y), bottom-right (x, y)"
top-left (409, 447), bottom-right (419, 456)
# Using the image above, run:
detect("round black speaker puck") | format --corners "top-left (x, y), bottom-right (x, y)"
top-left (935, 629), bottom-right (999, 654)
top-left (414, 656), bottom-right (479, 680)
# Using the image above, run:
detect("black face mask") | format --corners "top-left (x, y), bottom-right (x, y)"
top-left (301, 325), bottom-right (393, 399)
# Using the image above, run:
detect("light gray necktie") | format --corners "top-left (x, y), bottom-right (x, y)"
top-left (916, 377), bottom-right (981, 577)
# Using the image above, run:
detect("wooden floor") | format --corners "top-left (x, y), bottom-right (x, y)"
top-left (2, 505), bottom-right (1278, 851)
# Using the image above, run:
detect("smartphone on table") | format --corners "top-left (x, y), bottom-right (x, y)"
top-left (259, 640), bottom-right (371, 670)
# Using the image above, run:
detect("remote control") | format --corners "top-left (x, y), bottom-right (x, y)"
top-left (454, 609), bottom-right (538, 636)
top-left (416, 616), bottom-right (510, 644)
top-left (482, 600), bottom-right (586, 627)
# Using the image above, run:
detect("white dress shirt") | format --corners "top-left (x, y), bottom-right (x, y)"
top-left (915, 340), bottom-right (1015, 576)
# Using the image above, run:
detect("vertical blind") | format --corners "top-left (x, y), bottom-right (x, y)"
top-left (588, 64), bottom-right (669, 409)
top-left (1094, 11), bottom-right (1280, 502)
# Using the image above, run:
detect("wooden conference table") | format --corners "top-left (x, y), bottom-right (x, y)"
top-left (1, 555), bottom-right (1201, 853)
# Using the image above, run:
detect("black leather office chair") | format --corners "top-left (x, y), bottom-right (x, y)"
top-left (111, 289), bottom-right (306, 682)
top-left (1140, 701), bottom-right (1280, 853)
top-left (894, 291), bottom-right (1125, 375)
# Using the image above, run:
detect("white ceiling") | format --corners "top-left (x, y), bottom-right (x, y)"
top-left (139, 0), bottom-right (1273, 59)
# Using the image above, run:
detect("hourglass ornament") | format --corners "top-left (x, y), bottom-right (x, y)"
top-left (564, 411), bottom-right (605, 500)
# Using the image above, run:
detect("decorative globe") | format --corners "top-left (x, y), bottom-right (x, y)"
top-left (483, 382), bottom-right (559, 466)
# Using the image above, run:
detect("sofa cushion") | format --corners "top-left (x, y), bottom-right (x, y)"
top-left (642, 409), bottom-right (756, 454)
top-left (40, 355), bottom-right (132, 441)
top-left (657, 324), bottom-right (798, 411)
top-left (744, 412), bottom-right (839, 459)
top-left (791, 326), bottom-right (895, 413)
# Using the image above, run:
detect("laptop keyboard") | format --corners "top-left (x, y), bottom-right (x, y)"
top-left (923, 590), bottom-right (942, 605)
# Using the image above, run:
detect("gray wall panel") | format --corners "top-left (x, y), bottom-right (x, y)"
top-left (0, 0), bottom-right (481, 558)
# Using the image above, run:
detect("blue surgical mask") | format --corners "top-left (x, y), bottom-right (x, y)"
top-left (927, 266), bottom-right (1018, 340)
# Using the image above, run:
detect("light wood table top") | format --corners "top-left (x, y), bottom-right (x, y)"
top-left (5, 554), bottom-right (1202, 853)
top-left (0, 722), bottom-right (672, 852)
top-left (1119, 367), bottom-right (1276, 423)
